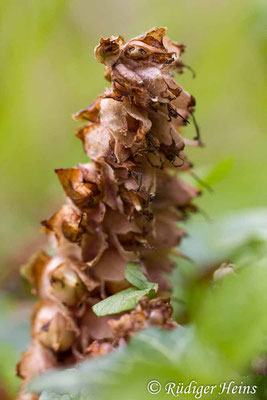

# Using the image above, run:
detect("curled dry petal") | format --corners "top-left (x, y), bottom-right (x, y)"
top-left (132, 27), bottom-right (167, 49)
top-left (72, 98), bottom-right (101, 122)
top-left (55, 165), bottom-right (101, 209)
top-left (95, 35), bottom-right (125, 66)
top-left (76, 123), bottom-right (112, 161)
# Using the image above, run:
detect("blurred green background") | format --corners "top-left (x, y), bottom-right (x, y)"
top-left (0, 0), bottom-right (266, 398)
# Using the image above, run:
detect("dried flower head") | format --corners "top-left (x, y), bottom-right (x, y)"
top-left (17, 27), bottom-right (201, 399)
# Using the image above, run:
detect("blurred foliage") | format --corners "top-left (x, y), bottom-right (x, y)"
top-left (0, 295), bottom-right (31, 397)
top-left (0, 0), bottom-right (267, 398)
top-left (31, 261), bottom-right (267, 400)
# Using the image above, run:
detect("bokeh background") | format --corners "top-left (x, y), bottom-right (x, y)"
top-left (0, 0), bottom-right (266, 397)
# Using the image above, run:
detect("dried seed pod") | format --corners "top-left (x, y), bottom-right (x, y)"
top-left (32, 302), bottom-right (77, 352)
top-left (49, 263), bottom-right (87, 307)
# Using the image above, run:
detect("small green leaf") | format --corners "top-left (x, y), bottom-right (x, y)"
top-left (92, 264), bottom-right (158, 316)
top-left (125, 263), bottom-right (153, 290)
top-left (92, 287), bottom-right (156, 317)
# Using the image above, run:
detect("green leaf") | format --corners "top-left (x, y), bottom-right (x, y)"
top-left (124, 263), bottom-right (154, 290)
top-left (92, 264), bottom-right (158, 316)
top-left (92, 287), bottom-right (156, 317)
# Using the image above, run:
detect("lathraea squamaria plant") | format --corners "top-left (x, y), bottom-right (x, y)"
top-left (17, 27), bottom-right (201, 400)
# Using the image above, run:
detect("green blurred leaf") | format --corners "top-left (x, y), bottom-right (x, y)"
top-left (180, 209), bottom-right (267, 266)
top-left (31, 327), bottom-right (242, 400)
top-left (201, 158), bottom-right (234, 188)
top-left (0, 295), bottom-right (31, 396)
top-left (40, 392), bottom-right (71, 400)
top-left (31, 346), bottom-right (127, 398)
top-left (195, 265), bottom-right (267, 368)
top-left (39, 391), bottom-right (89, 400)
top-left (31, 328), bottom-right (188, 397)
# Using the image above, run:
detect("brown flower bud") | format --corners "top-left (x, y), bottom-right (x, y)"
top-left (32, 302), bottom-right (76, 352)
top-left (50, 263), bottom-right (86, 307)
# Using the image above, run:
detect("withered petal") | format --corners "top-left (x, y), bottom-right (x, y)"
top-left (55, 165), bottom-right (101, 209)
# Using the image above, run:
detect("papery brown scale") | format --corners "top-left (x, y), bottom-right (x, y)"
top-left (41, 205), bottom-right (86, 244)
top-left (76, 123), bottom-right (112, 161)
top-left (132, 27), bottom-right (167, 50)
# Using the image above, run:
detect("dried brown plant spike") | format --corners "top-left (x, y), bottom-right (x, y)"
top-left (17, 27), bottom-right (201, 399)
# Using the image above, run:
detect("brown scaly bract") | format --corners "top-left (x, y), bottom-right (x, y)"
top-left (17, 27), bottom-right (201, 399)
